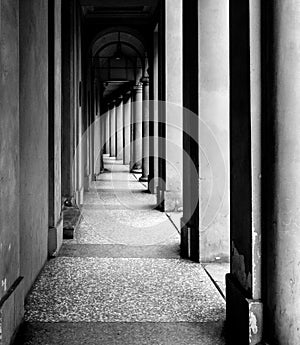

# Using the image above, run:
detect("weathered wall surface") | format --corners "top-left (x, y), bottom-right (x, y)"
top-left (199, 0), bottom-right (230, 262)
top-left (0, 0), bottom-right (20, 300)
top-left (19, 0), bottom-right (49, 295)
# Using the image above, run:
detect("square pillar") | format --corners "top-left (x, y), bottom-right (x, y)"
top-left (109, 102), bottom-right (116, 157)
top-left (157, 0), bottom-right (183, 212)
top-left (116, 96), bottom-right (124, 161)
top-left (123, 91), bottom-right (131, 165)
top-left (131, 83), bottom-right (143, 172)
top-left (149, 29), bottom-right (159, 194)
top-left (227, 0), bottom-right (263, 343)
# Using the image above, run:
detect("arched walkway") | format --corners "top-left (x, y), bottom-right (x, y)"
top-left (17, 157), bottom-right (226, 344)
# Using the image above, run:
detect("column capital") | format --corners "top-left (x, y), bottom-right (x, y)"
top-left (133, 82), bottom-right (143, 92)
top-left (141, 76), bottom-right (150, 85)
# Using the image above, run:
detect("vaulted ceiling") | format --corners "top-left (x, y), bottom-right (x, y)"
top-left (81, 0), bottom-right (158, 101)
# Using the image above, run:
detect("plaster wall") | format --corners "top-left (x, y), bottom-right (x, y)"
top-left (199, 0), bottom-right (230, 262)
top-left (19, 0), bottom-right (49, 295)
top-left (0, 0), bottom-right (20, 300)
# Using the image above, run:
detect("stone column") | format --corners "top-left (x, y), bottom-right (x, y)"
top-left (116, 95), bottom-right (124, 160)
top-left (262, 2), bottom-right (300, 344)
top-left (131, 83), bottom-right (143, 172)
top-left (140, 74), bottom-right (150, 182)
top-left (157, 0), bottom-right (183, 211)
top-left (99, 112), bottom-right (105, 173)
top-left (93, 81), bottom-right (101, 178)
top-left (226, 1), bottom-right (263, 344)
top-left (130, 99), bottom-right (134, 170)
top-left (182, 0), bottom-right (199, 261)
top-left (149, 30), bottom-right (159, 194)
top-left (102, 112), bottom-right (107, 156)
top-left (61, 0), bottom-right (75, 200)
top-left (123, 91), bottom-right (131, 165)
top-left (105, 107), bottom-right (110, 156)
top-left (109, 101), bottom-right (116, 157)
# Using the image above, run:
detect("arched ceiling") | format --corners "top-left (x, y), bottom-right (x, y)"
top-left (92, 31), bottom-right (144, 100)
top-left (92, 31), bottom-right (145, 58)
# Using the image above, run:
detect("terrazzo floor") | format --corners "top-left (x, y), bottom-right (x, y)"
top-left (15, 156), bottom-right (226, 345)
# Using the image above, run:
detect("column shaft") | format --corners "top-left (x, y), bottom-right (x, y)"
top-left (182, 0), bottom-right (199, 260)
top-left (130, 100), bottom-right (134, 170)
top-left (264, 1), bottom-right (300, 343)
top-left (140, 78), bottom-right (150, 182)
top-left (131, 84), bottom-right (143, 171)
top-left (157, 0), bottom-right (183, 211)
top-left (93, 114), bottom-right (101, 177)
top-left (110, 103), bottom-right (116, 157)
top-left (116, 96), bottom-right (124, 160)
top-left (99, 113), bottom-right (104, 172)
top-left (105, 109), bottom-right (110, 156)
top-left (227, 1), bottom-right (263, 344)
top-left (149, 32), bottom-right (159, 194)
top-left (123, 92), bottom-right (131, 165)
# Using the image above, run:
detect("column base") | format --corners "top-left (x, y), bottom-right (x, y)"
top-left (139, 176), bottom-right (148, 182)
top-left (180, 217), bottom-right (190, 259)
top-left (156, 186), bottom-right (165, 211)
top-left (48, 217), bottom-right (63, 258)
top-left (148, 174), bottom-right (157, 194)
top-left (75, 188), bottom-right (84, 206)
top-left (164, 190), bottom-right (183, 212)
top-left (84, 175), bottom-right (90, 192)
top-left (130, 160), bottom-right (142, 172)
top-left (226, 274), bottom-right (263, 345)
top-left (180, 217), bottom-right (199, 262)
top-left (131, 168), bottom-right (142, 174)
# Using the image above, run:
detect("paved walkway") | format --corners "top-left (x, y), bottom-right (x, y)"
top-left (15, 156), bottom-right (226, 345)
